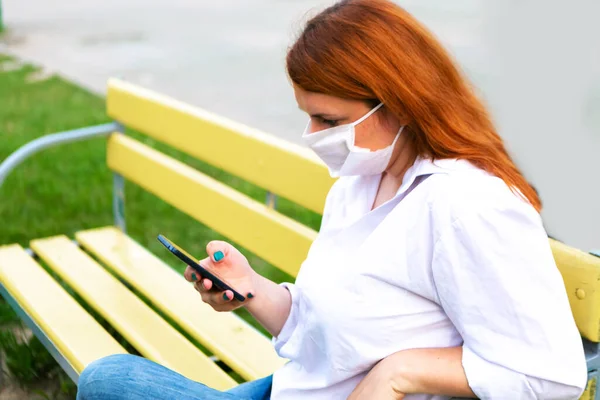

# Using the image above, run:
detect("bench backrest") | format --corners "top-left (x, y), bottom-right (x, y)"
top-left (105, 79), bottom-right (600, 343)
top-left (107, 79), bottom-right (334, 277)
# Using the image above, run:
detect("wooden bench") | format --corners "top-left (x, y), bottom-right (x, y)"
top-left (0, 79), bottom-right (599, 399)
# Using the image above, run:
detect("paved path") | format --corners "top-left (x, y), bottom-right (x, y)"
top-left (1, 0), bottom-right (599, 249)
top-left (0, 0), bottom-right (487, 143)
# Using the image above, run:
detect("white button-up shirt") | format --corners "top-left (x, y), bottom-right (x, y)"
top-left (270, 157), bottom-right (587, 400)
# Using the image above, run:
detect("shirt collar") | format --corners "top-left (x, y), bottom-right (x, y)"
top-left (395, 157), bottom-right (480, 197)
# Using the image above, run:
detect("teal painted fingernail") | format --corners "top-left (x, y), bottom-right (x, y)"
top-left (214, 251), bottom-right (224, 262)
top-left (223, 292), bottom-right (229, 301)
top-left (191, 273), bottom-right (197, 281)
top-left (247, 293), bottom-right (254, 299)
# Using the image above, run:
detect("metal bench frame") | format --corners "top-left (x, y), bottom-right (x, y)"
top-left (1, 101), bottom-right (599, 398)
top-left (0, 123), bottom-right (121, 383)
top-left (0, 122), bottom-right (285, 384)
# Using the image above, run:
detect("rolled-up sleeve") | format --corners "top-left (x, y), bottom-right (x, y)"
top-left (432, 197), bottom-right (587, 399)
top-left (272, 282), bottom-right (304, 355)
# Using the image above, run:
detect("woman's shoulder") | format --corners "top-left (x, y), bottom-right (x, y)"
top-left (423, 161), bottom-right (539, 224)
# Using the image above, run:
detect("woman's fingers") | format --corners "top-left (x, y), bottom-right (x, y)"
top-left (199, 289), bottom-right (235, 308)
top-left (222, 290), bottom-right (234, 302)
top-left (193, 278), bottom-right (236, 309)
top-left (186, 242), bottom-right (245, 312)
top-left (185, 267), bottom-right (211, 289)
top-left (193, 278), bottom-right (212, 292)
top-left (184, 266), bottom-right (198, 282)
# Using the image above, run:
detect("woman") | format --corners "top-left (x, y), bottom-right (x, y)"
top-left (77, 0), bottom-right (586, 399)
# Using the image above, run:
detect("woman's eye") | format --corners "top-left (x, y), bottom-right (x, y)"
top-left (320, 117), bottom-right (338, 127)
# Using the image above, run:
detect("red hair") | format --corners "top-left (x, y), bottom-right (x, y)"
top-left (287, 0), bottom-right (541, 211)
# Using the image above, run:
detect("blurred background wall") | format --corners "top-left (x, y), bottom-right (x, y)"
top-left (2, 0), bottom-right (598, 250)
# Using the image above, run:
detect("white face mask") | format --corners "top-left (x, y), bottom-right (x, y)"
top-left (302, 103), bottom-right (404, 177)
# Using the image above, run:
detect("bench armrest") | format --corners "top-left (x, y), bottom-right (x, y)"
top-left (0, 122), bottom-right (120, 188)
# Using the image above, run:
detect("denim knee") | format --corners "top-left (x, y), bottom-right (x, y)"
top-left (77, 354), bottom-right (137, 399)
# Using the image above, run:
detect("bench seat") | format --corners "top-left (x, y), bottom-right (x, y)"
top-left (76, 226), bottom-right (285, 381)
top-left (0, 244), bottom-right (127, 383)
top-left (31, 235), bottom-right (236, 389)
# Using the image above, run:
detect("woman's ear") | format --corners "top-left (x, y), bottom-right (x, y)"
top-left (392, 108), bottom-right (411, 127)
top-left (380, 106), bottom-right (407, 132)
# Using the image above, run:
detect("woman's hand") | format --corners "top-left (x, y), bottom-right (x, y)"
top-left (349, 347), bottom-right (475, 400)
top-left (183, 240), bottom-right (257, 312)
top-left (183, 240), bottom-right (293, 336)
top-left (348, 357), bottom-right (408, 400)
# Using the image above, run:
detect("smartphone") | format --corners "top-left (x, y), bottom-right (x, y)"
top-left (157, 234), bottom-right (245, 301)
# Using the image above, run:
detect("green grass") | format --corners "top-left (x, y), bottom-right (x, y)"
top-left (0, 56), bottom-right (320, 274)
top-left (0, 55), bottom-right (321, 393)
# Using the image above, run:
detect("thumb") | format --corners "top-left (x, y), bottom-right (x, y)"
top-left (206, 240), bottom-right (231, 263)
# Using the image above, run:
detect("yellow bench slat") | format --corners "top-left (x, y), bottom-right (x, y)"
top-left (76, 227), bottom-right (286, 381)
top-left (107, 133), bottom-right (316, 278)
top-left (106, 79), bottom-right (335, 215)
top-left (31, 236), bottom-right (236, 390)
top-left (551, 239), bottom-right (600, 342)
top-left (580, 375), bottom-right (596, 400)
top-left (0, 244), bottom-right (127, 375)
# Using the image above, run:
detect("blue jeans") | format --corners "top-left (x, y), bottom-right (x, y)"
top-left (76, 354), bottom-right (272, 400)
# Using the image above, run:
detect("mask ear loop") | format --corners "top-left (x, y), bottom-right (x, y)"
top-left (302, 119), bottom-right (312, 136)
top-left (390, 125), bottom-right (404, 147)
top-left (347, 103), bottom-right (385, 148)
top-left (351, 102), bottom-right (384, 127)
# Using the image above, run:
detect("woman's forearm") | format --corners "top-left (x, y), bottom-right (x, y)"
top-left (386, 346), bottom-right (476, 398)
top-left (245, 274), bottom-right (292, 337)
